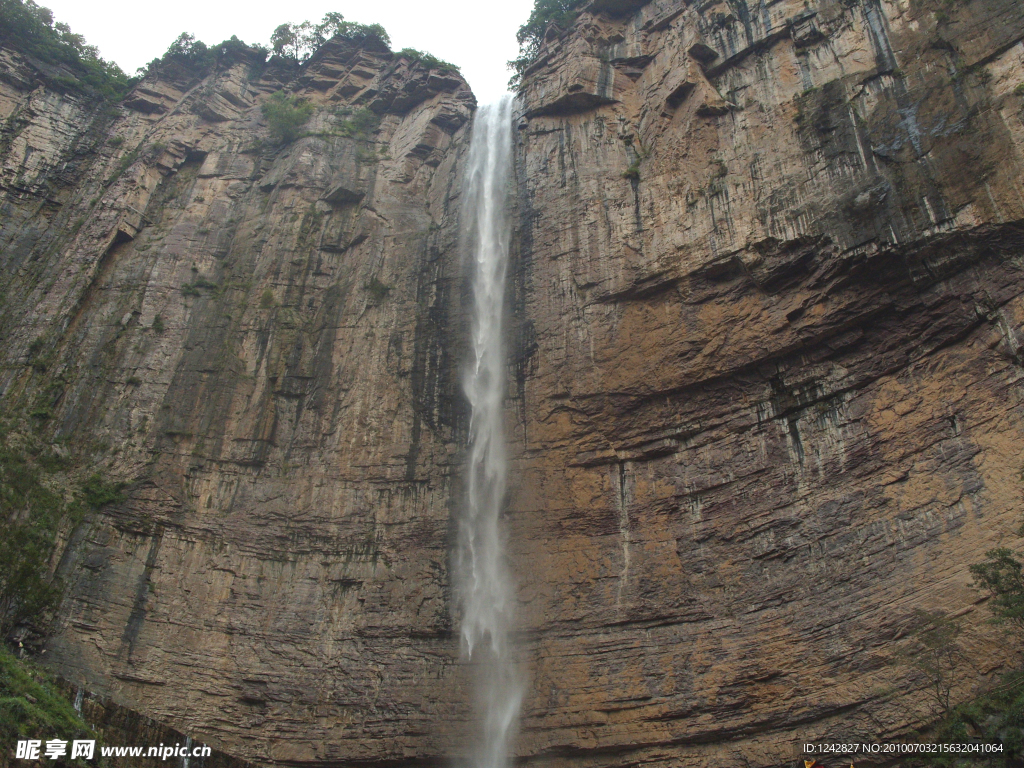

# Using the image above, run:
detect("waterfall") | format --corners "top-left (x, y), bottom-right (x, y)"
top-left (457, 95), bottom-right (520, 768)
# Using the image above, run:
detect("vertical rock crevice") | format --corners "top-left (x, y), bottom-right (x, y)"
top-left (2, 0), bottom-right (1024, 765)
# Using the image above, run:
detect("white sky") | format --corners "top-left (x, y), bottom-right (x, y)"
top-left (39, 0), bottom-right (535, 104)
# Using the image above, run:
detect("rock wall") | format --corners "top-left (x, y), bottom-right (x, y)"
top-left (507, 0), bottom-right (1024, 764)
top-left (0, 38), bottom-right (478, 764)
top-left (1, 0), bottom-right (1024, 765)
top-left (52, 680), bottom-right (254, 768)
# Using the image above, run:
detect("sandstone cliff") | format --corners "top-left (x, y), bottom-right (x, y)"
top-left (0, 0), bottom-right (1023, 765)
top-left (0, 35), bottom-right (477, 763)
top-left (507, 0), bottom-right (1024, 764)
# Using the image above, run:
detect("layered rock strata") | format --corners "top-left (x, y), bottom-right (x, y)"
top-left (507, 0), bottom-right (1024, 764)
top-left (1, 0), bottom-right (1024, 765)
top-left (0, 38), bottom-right (477, 763)
top-left (54, 681), bottom-right (253, 768)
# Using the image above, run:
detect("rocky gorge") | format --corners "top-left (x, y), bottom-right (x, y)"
top-left (0, 0), bottom-right (1023, 765)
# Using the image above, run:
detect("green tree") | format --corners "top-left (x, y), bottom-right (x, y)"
top-left (398, 47), bottom-right (460, 73)
top-left (971, 547), bottom-right (1024, 631)
top-left (902, 609), bottom-right (975, 715)
top-left (508, 0), bottom-right (586, 87)
top-left (271, 21), bottom-right (309, 60)
top-left (313, 12), bottom-right (346, 47)
top-left (261, 91), bottom-right (315, 144)
top-left (140, 32), bottom-right (266, 78)
top-left (161, 32), bottom-right (211, 69)
top-left (0, 0), bottom-right (131, 99)
top-left (270, 23), bottom-right (295, 58)
top-left (335, 21), bottom-right (390, 49)
top-left (906, 534), bottom-right (1024, 762)
top-left (271, 14), bottom-right (391, 63)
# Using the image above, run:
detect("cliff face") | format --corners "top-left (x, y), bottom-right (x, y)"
top-left (508, 0), bottom-right (1024, 763)
top-left (0, 38), bottom-right (477, 763)
top-left (1, 0), bottom-right (1024, 765)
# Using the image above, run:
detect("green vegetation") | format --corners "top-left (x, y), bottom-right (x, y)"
top-left (261, 91), bottom-right (315, 144)
top-left (0, 427), bottom-right (91, 635)
top-left (151, 315), bottom-right (165, 333)
top-left (397, 47), bottom-right (460, 73)
top-left (928, 670), bottom-right (1024, 763)
top-left (103, 144), bottom-right (142, 186)
top-left (152, 32), bottom-right (212, 71)
top-left (508, 0), bottom-right (586, 88)
top-left (26, 338), bottom-right (54, 374)
top-left (28, 355), bottom-right (52, 374)
top-left (621, 161), bottom-right (640, 180)
top-left (972, 546), bottom-right (1024, 630)
top-left (0, 0), bottom-right (132, 100)
top-left (356, 145), bottom-right (381, 164)
top-left (181, 278), bottom-right (219, 297)
top-left (901, 609), bottom-right (974, 716)
top-left (271, 13), bottom-right (390, 62)
top-left (365, 277), bottom-right (391, 303)
top-left (140, 32), bottom-right (268, 79)
top-left (0, 644), bottom-right (95, 755)
top-left (335, 107), bottom-right (379, 139)
top-left (0, 2), bottom-right (400, 102)
top-left (259, 288), bottom-right (275, 309)
top-left (892, 533), bottom-right (1024, 763)
top-left (81, 473), bottom-right (124, 509)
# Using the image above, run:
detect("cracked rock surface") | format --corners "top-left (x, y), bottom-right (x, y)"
top-left (0, 38), bottom-right (476, 764)
top-left (507, 0), bottom-right (1024, 764)
top-left (1, 0), bottom-right (1024, 765)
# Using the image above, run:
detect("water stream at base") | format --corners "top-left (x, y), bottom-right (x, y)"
top-left (457, 94), bottom-right (521, 768)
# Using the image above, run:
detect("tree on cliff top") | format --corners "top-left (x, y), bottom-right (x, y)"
top-left (140, 32), bottom-right (268, 79)
top-left (0, 0), bottom-right (130, 99)
top-left (161, 32), bottom-right (211, 69)
top-left (271, 12), bottom-right (391, 63)
top-left (397, 48), bottom-right (460, 74)
top-left (508, 0), bottom-right (587, 88)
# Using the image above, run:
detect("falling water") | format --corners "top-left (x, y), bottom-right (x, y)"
top-left (457, 94), bottom-right (520, 768)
